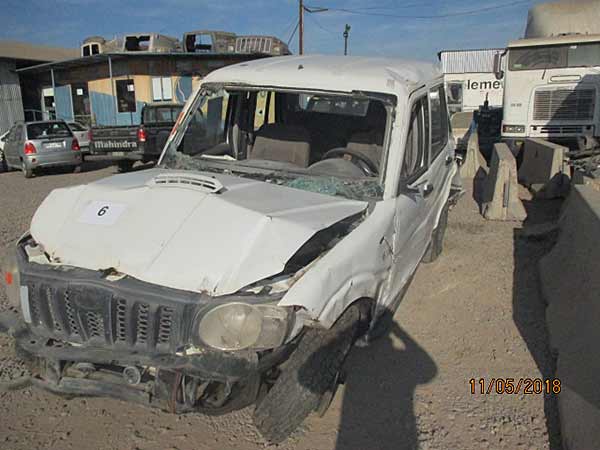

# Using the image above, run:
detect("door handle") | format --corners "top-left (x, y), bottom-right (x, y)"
top-left (421, 183), bottom-right (434, 198)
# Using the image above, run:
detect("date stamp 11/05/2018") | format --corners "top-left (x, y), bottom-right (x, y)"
top-left (469, 378), bottom-right (561, 395)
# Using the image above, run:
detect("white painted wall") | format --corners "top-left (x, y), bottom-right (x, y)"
top-left (444, 72), bottom-right (504, 112)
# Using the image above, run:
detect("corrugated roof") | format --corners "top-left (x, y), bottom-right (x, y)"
top-left (16, 52), bottom-right (270, 74)
top-left (438, 48), bottom-right (504, 74)
top-left (0, 40), bottom-right (78, 63)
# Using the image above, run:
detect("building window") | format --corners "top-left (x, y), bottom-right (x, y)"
top-left (116, 79), bottom-right (136, 113)
top-left (82, 43), bottom-right (100, 57)
top-left (152, 77), bottom-right (173, 101)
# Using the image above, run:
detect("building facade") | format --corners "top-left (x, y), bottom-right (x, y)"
top-left (18, 52), bottom-right (265, 127)
top-left (438, 48), bottom-right (505, 114)
top-left (0, 41), bottom-right (77, 133)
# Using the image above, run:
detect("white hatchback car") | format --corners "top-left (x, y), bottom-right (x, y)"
top-left (1, 56), bottom-right (457, 443)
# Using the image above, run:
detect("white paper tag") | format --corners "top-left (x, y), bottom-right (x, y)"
top-left (78, 201), bottom-right (127, 226)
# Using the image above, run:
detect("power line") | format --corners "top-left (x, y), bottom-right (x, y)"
top-left (304, 0), bottom-right (531, 19)
top-left (306, 12), bottom-right (336, 35)
top-left (348, 1), bottom-right (435, 11)
top-left (287, 20), bottom-right (300, 46)
top-left (280, 13), bottom-right (299, 39)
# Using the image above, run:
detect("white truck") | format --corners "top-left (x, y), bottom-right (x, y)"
top-left (495, 0), bottom-right (600, 152)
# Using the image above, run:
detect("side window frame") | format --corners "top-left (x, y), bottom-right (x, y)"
top-left (398, 94), bottom-right (430, 194)
top-left (428, 84), bottom-right (449, 162)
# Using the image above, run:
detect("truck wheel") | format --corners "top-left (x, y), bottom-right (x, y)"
top-left (253, 305), bottom-right (360, 444)
top-left (21, 162), bottom-right (33, 179)
top-left (117, 160), bottom-right (134, 173)
top-left (422, 202), bottom-right (449, 263)
top-left (0, 150), bottom-right (6, 172)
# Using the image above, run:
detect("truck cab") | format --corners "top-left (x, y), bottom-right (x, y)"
top-left (498, 34), bottom-right (600, 150)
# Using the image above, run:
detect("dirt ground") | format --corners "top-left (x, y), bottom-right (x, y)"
top-left (0, 163), bottom-right (563, 450)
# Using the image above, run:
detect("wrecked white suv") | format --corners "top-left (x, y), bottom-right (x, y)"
top-left (1, 56), bottom-right (457, 443)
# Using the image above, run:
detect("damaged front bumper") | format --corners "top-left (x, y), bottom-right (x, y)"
top-left (0, 240), bottom-right (296, 413)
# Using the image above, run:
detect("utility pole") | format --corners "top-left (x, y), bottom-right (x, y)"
top-left (343, 24), bottom-right (351, 56)
top-left (299, 0), bottom-right (304, 55)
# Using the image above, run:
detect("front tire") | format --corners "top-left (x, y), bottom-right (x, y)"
top-left (253, 305), bottom-right (360, 444)
top-left (117, 160), bottom-right (134, 173)
top-left (0, 150), bottom-right (6, 173)
top-left (422, 202), bottom-right (449, 263)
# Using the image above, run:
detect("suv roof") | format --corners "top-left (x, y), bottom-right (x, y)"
top-left (203, 55), bottom-right (442, 99)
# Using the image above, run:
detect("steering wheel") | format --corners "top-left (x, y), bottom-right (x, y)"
top-left (321, 148), bottom-right (379, 176)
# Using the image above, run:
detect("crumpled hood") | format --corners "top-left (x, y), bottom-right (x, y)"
top-left (30, 169), bottom-right (367, 296)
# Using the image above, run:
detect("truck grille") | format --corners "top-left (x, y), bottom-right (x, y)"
top-left (533, 89), bottom-right (596, 121)
top-left (26, 281), bottom-right (182, 353)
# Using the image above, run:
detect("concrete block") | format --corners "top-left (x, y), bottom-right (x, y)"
top-left (519, 138), bottom-right (570, 198)
top-left (481, 143), bottom-right (527, 221)
top-left (460, 125), bottom-right (488, 180)
top-left (539, 185), bottom-right (600, 450)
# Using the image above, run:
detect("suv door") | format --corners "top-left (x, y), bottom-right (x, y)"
top-left (385, 93), bottom-right (432, 306)
top-left (424, 85), bottom-right (455, 234)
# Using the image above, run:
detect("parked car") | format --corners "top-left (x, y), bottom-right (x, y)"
top-left (2, 120), bottom-right (82, 178)
top-left (67, 122), bottom-right (91, 154)
top-left (0, 56), bottom-right (457, 442)
top-left (0, 130), bottom-right (9, 172)
top-left (89, 102), bottom-right (183, 172)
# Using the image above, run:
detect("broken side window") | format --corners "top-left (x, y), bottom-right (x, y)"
top-left (125, 36), bottom-right (150, 52)
top-left (401, 96), bottom-right (429, 180)
top-left (429, 86), bottom-right (449, 161)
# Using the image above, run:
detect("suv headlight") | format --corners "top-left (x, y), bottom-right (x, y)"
top-left (1, 247), bottom-right (21, 309)
top-left (198, 303), bottom-right (293, 351)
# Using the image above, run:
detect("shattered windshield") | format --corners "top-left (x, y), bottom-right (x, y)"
top-left (160, 86), bottom-right (392, 201)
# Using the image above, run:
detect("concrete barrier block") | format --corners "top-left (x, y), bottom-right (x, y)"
top-left (460, 125), bottom-right (488, 180)
top-left (519, 138), bottom-right (570, 199)
top-left (539, 185), bottom-right (600, 450)
top-left (481, 143), bottom-right (527, 221)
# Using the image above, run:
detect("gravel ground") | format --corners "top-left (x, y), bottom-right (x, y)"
top-left (0, 163), bottom-right (562, 450)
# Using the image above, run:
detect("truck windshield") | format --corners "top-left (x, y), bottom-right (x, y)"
top-left (159, 86), bottom-right (391, 200)
top-left (509, 42), bottom-right (600, 71)
top-left (143, 106), bottom-right (183, 124)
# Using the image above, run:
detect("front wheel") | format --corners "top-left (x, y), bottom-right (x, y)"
top-left (253, 305), bottom-right (360, 444)
top-left (117, 160), bottom-right (135, 173)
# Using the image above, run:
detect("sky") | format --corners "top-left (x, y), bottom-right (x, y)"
top-left (0, 0), bottom-right (547, 61)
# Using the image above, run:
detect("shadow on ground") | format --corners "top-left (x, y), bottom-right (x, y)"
top-left (512, 196), bottom-right (564, 450)
top-left (333, 320), bottom-right (437, 450)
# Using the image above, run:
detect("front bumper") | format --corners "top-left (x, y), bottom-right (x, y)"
top-left (5, 241), bottom-right (290, 383)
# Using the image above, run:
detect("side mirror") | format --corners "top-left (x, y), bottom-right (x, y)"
top-left (493, 53), bottom-right (504, 80)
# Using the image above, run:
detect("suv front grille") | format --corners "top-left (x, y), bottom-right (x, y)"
top-left (533, 88), bottom-right (595, 121)
top-left (26, 281), bottom-right (183, 353)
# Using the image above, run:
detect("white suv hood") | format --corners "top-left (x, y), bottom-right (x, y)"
top-left (30, 169), bottom-right (367, 296)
